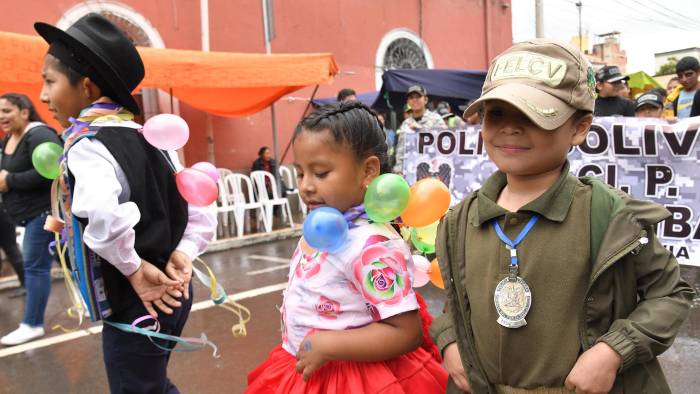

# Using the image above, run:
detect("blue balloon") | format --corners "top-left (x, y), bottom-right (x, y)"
top-left (303, 207), bottom-right (348, 253)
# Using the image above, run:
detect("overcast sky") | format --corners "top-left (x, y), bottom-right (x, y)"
top-left (511, 0), bottom-right (700, 75)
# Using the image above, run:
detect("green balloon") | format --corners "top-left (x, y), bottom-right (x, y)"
top-left (411, 228), bottom-right (436, 254)
top-left (31, 142), bottom-right (63, 180)
top-left (364, 174), bottom-right (410, 223)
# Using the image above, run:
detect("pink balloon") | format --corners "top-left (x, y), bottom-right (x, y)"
top-left (176, 168), bottom-right (218, 206)
top-left (192, 162), bottom-right (219, 182)
top-left (142, 114), bottom-right (190, 150)
top-left (412, 255), bottom-right (431, 288)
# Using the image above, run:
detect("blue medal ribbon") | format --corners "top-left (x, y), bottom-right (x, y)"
top-left (491, 215), bottom-right (539, 269)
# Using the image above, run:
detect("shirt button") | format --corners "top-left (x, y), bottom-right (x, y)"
top-left (509, 217), bottom-right (519, 225)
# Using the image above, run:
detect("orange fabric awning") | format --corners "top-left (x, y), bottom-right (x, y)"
top-left (0, 30), bottom-right (338, 121)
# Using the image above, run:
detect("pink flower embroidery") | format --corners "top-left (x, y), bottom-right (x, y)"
top-left (315, 296), bottom-right (341, 320)
top-left (295, 250), bottom-right (327, 279)
top-left (352, 242), bottom-right (410, 305)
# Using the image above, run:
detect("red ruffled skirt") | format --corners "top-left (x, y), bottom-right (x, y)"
top-left (245, 345), bottom-right (447, 394)
top-left (247, 293), bottom-right (444, 393)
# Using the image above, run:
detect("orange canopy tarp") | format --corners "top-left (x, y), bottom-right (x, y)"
top-left (0, 30), bottom-right (338, 120)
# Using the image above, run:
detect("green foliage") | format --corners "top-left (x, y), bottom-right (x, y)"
top-left (657, 56), bottom-right (678, 76)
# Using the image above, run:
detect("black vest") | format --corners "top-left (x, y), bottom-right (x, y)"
top-left (72, 126), bottom-right (188, 316)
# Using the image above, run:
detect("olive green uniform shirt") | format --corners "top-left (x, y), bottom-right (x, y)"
top-left (468, 164), bottom-right (591, 388)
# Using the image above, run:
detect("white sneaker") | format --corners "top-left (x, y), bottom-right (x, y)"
top-left (1, 323), bottom-right (45, 346)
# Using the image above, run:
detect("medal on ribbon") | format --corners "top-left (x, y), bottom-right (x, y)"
top-left (492, 215), bottom-right (539, 329)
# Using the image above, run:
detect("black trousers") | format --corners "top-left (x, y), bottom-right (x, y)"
top-left (0, 208), bottom-right (24, 287)
top-left (102, 285), bottom-right (193, 394)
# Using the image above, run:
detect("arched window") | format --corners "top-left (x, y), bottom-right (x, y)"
top-left (375, 29), bottom-right (433, 89)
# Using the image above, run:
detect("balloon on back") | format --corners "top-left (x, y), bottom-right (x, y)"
top-left (192, 161), bottom-right (219, 183)
top-left (142, 114), bottom-right (190, 151)
top-left (31, 142), bottom-right (64, 180)
top-left (364, 174), bottom-right (410, 223)
top-left (401, 178), bottom-right (451, 227)
top-left (303, 207), bottom-right (348, 253)
top-left (175, 168), bottom-right (218, 207)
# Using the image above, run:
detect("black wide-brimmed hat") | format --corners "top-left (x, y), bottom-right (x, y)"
top-left (34, 13), bottom-right (145, 114)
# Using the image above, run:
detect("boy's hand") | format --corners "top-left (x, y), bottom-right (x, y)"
top-left (565, 342), bottom-right (622, 394)
top-left (127, 260), bottom-right (183, 318)
top-left (444, 342), bottom-right (472, 393)
top-left (295, 332), bottom-right (331, 381)
top-left (164, 251), bottom-right (193, 300)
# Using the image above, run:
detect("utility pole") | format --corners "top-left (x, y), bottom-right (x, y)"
top-left (535, 0), bottom-right (544, 38)
top-left (576, 2), bottom-right (583, 51)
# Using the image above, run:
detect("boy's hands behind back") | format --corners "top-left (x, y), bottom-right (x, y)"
top-left (127, 259), bottom-right (183, 318)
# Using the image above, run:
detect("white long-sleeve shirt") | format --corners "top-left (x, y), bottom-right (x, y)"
top-left (67, 136), bottom-right (217, 277)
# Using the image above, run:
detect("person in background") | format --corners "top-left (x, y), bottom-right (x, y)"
top-left (0, 207), bottom-right (25, 298)
top-left (402, 104), bottom-right (412, 121)
top-left (593, 66), bottom-right (636, 116)
top-left (375, 112), bottom-right (397, 168)
top-left (666, 77), bottom-right (680, 96)
top-left (252, 146), bottom-right (278, 179)
top-left (336, 88), bottom-right (357, 103)
top-left (252, 146), bottom-right (286, 207)
top-left (618, 81), bottom-right (631, 99)
top-left (0, 93), bottom-right (61, 345)
top-left (634, 91), bottom-right (664, 118)
top-left (436, 101), bottom-right (466, 129)
top-left (672, 57), bottom-right (699, 119)
top-left (664, 77), bottom-right (682, 120)
top-left (393, 85), bottom-right (447, 174)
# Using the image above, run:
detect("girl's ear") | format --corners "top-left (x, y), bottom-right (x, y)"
top-left (362, 155), bottom-right (381, 187)
top-left (571, 114), bottom-right (593, 146)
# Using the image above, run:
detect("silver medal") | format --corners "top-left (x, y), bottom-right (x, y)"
top-left (493, 275), bottom-right (532, 328)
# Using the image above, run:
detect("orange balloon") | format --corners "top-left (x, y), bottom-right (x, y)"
top-left (401, 178), bottom-right (451, 227)
top-left (429, 258), bottom-right (445, 289)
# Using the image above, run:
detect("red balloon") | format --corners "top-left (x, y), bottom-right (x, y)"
top-left (176, 168), bottom-right (218, 206)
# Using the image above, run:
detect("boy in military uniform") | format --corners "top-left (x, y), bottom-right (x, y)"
top-left (430, 39), bottom-right (694, 394)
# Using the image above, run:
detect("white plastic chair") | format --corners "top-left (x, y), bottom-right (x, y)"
top-left (218, 168), bottom-right (233, 181)
top-left (215, 178), bottom-right (236, 238)
top-left (250, 170), bottom-right (294, 231)
top-left (279, 166), bottom-right (307, 216)
top-left (225, 173), bottom-right (268, 236)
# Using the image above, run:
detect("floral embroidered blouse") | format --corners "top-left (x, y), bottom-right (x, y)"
top-left (281, 220), bottom-right (419, 355)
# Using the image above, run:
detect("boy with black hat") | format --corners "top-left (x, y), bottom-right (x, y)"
top-left (430, 39), bottom-right (693, 393)
top-left (393, 85), bottom-right (447, 174)
top-left (34, 13), bottom-right (216, 393)
top-left (634, 91), bottom-right (664, 118)
top-left (673, 56), bottom-right (699, 119)
top-left (593, 65), bottom-right (636, 116)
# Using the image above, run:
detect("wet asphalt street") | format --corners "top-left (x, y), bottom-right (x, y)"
top-left (0, 236), bottom-right (698, 394)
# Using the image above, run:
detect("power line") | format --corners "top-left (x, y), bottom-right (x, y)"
top-left (643, 0), bottom-right (700, 29)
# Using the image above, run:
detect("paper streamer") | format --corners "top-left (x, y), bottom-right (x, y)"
top-left (192, 258), bottom-right (252, 338)
top-left (104, 317), bottom-right (220, 357)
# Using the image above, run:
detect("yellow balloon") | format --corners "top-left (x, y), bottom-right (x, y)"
top-left (414, 221), bottom-right (439, 246)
